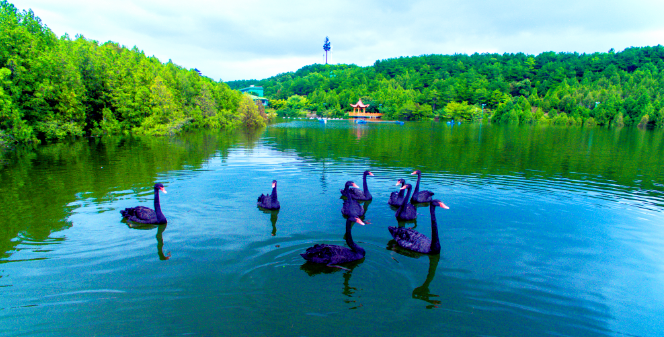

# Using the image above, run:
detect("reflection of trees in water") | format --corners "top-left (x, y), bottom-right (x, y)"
top-left (127, 223), bottom-right (171, 260)
top-left (237, 127), bottom-right (265, 149)
top-left (264, 124), bottom-right (664, 193)
top-left (1, 129), bottom-right (244, 262)
top-left (300, 259), bottom-right (364, 309)
top-left (320, 159), bottom-right (328, 192)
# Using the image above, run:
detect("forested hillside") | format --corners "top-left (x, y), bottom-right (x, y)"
top-left (0, 1), bottom-right (266, 145)
top-left (4, 0), bottom-right (664, 148)
top-left (228, 47), bottom-right (664, 128)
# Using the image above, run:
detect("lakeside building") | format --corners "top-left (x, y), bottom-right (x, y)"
top-left (239, 85), bottom-right (268, 106)
top-left (349, 99), bottom-right (383, 118)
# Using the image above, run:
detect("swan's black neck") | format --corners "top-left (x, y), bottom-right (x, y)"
top-left (414, 172), bottom-right (422, 194)
top-left (154, 187), bottom-right (166, 223)
top-left (429, 203), bottom-right (441, 253)
top-left (271, 185), bottom-right (278, 202)
top-left (345, 218), bottom-right (361, 252)
top-left (397, 186), bottom-right (412, 216)
top-left (362, 172), bottom-right (370, 195)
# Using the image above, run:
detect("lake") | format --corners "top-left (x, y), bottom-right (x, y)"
top-left (1, 119), bottom-right (664, 336)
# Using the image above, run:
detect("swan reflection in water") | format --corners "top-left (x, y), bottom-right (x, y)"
top-left (127, 223), bottom-right (171, 260)
top-left (386, 241), bottom-right (441, 309)
top-left (411, 254), bottom-right (441, 309)
top-left (258, 208), bottom-right (280, 236)
top-left (300, 259), bottom-right (364, 309)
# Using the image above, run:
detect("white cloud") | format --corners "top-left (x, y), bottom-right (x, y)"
top-left (9, 0), bottom-right (664, 81)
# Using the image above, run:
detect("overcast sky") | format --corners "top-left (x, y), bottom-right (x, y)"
top-left (10, 0), bottom-right (664, 81)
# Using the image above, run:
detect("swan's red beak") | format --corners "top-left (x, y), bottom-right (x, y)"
top-left (355, 218), bottom-right (366, 226)
top-left (368, 172), bottom-right (374, 176)
top-left (400, 185), bottom-right (408, 190)
top-left (272, 182), bottom-right (276, 188)
top-left (159, 187), bottom-right (167, 194)
top-left (411, 171), bottom-right (417, 175)
top-left (395, 181), bottom-right (401, 185)
top-left (352, 183), bottom-right (360, 189)
top-left (438, 201), bottom-right (449, 209)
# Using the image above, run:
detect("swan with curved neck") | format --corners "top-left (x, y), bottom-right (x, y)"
top-left (301, 217), bottom-right (366, 269)
top-left (410, 170), bottom-right (434, 203)
top-left (257, 180), bottom-right (280, 210)
top-left (395, 184), bottom-right (417, 221)
top-left (388, 178), bottom-right (407, 206)
top-left (389, 199), bottom-right (449, 254)
top-left (120, 183), bottom-right (167, 224)
top-left (341, 171), bottom-right (374, 201)
top-left (341, 181), bottom-right (365, 218)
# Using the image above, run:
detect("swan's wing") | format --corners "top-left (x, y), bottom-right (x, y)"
top-left (350, 188), bottom-right (366, 199)
top-left (412, 190), bottom-right (434, 203)
top-left (122, 206), bottom-right (156, 222)
top-left (392, 227), bottom-right (431, 253)
top-left (301, 244), bottom-right (350, 264)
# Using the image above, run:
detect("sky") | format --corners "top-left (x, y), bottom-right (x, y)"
top-left (10, 0), bottom-right (664, 82)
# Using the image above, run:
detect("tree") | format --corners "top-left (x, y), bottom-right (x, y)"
top-left (443, 101), bottom-right (476, 120)
top-left (237, 95), bottom-right (265, 128)
top-left (655, 108), bottom-right (664, 128)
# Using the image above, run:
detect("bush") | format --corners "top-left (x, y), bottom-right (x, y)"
top-left (637, 114), bottom-right (649, 128)
top-left (238, 95), bottom-right (266, 128)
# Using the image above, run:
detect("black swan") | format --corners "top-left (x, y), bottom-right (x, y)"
top-left (340, 170), bottom-right (374, 201)
top-left (389, 199), bottom-right (449, 254)
top-left (301, 217), bottom-right (366, 269)
top-left (388, 178), bottom-right (407, 206)
top-left (410, 170), bottom-right (434, 203)
top-left (257, 180), bottom-right (280, 210)
top-left (341, 181), bottom-right (365, 218)
top-left (120, 183), bottom-right (168, 224)
top-left (395, 184), bottom-right (417, 221)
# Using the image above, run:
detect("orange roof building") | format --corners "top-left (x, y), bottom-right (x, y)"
top-left (349, 99), bottom-right (383, 118)
top-left (350, 99), bottom-right (370, 112)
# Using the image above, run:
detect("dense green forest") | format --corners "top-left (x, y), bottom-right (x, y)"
top-left (228, 47), bottom-right (664, 128)
top-left (0, 1), bottom-right (269, 145)
top-left (3, 0), bottom-right (664, 148)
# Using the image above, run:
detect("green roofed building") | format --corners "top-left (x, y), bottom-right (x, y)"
top-left (239, 85), bottom-right (268, 106)
top-left (239, 85), bottom-right (264, 97)
top-left (248, 94), bottom-right (269, 107)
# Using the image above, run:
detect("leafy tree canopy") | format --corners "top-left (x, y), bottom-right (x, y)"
top-left (0, 0), bottom-right (250, 144)
top-left (227, 45), bottom-right (664, 128)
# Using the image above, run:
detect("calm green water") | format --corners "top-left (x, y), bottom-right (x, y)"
top-left (1, 119), bottom-right (664, 336)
